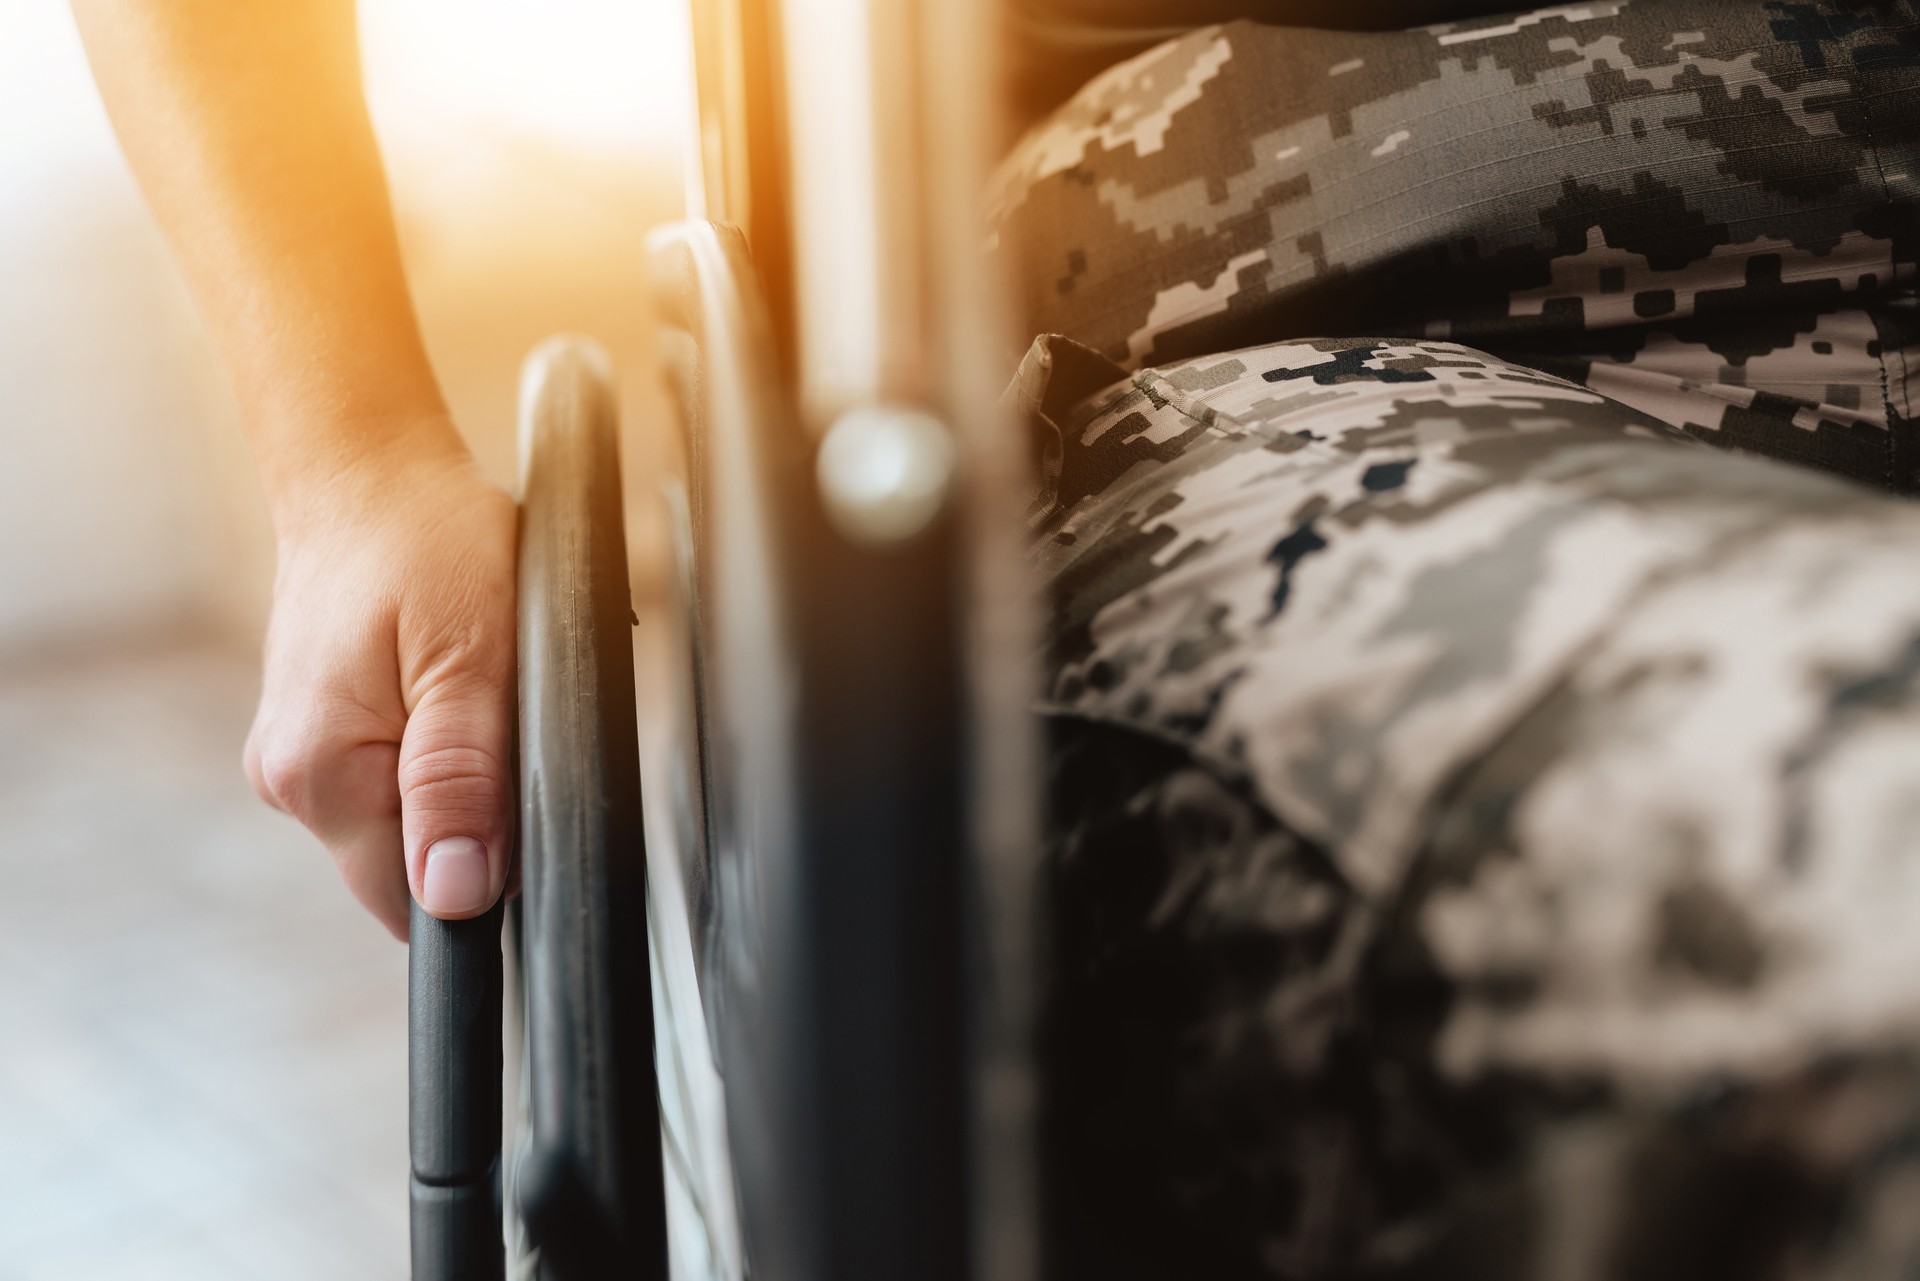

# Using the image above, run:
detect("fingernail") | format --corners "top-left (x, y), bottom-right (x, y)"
top-left (422, 837), bottom-right (492, 916)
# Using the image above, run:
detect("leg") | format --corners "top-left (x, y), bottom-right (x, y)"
top-left (999, 0), bottom-right (1521, 130)
top-left (1021, 333), bottom-right (1920, 1278)
top-left (991, 3), bottom-right (1920, 490)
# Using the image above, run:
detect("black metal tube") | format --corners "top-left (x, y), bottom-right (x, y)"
top-left (409, 899), bottom-right (504, 1281)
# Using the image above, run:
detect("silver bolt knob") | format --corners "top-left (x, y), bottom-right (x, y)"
top-left (815, 406), bottom-right (956, 545)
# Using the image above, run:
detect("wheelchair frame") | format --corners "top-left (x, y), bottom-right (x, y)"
top-left (409, 3), bottom-right (1039, 1279)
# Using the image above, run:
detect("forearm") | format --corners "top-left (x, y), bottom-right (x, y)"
top-left (73, 1), bottom-right (516, 935)
top-left (70, 0), bottom-right (457, 525)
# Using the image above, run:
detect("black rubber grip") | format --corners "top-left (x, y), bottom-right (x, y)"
top-left (410, 1171), bottom-right (501, 1280)
top-left (409, 900), bottom-right (504, 1280)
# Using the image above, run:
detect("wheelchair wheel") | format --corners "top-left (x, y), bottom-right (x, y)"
top-left (409, 338), bottom-right (668, 1281)
top-left (509, 337), bottom-right (669, 1280)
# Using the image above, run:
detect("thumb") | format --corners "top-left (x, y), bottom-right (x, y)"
top-left (399, 672), bottom-right (513, 920)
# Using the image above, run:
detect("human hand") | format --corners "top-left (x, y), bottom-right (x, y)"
top-left (243, 427), bottom-right (516, 939)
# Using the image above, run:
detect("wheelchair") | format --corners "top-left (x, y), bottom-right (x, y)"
top-left (407, 1), bottom-right (1038, 1278)
top-left (404, 0), bottom-right (1920, 1274)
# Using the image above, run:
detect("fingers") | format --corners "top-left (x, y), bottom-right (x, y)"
top-left (398, 666), bottom-right (513, 922)
top-left (244, 661), bottom-right (513, 937)
top-left (328, 810), bottom-right (412, 938)
top-left (240, 463), bottom-right (518, 937)
top-left (246, 711), bottom-right (413, 938)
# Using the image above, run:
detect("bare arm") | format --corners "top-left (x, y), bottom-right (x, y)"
top-left (73, 0), bottom-right (514, 938)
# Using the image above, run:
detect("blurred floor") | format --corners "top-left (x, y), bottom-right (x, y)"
top-left (0, 635), bottom-right (409, 1281)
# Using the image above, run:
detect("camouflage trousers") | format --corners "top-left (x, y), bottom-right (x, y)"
top-left (990, 0), bottom-right (1920, 490)
top-left (991, 2), bottom-right (1920, 1277)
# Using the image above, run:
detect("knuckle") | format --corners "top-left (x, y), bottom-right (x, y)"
top-left (242, 739), bottom-right (276, 809)
top-left (246, 767), bottom-right (280, 812)
top-left (256, 749), bottom-right (313, 814)
top-left (398, 744), bottom-right (506, 811)
top-left (251, 728), bottom-right (335, 818)
top-left (409, 616), bottom-right (514, 697)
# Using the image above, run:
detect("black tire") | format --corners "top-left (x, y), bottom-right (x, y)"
top-left (512, 337), bottom-right (668, 1280)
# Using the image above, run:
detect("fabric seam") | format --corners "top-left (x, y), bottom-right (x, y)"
top-left (1838, 28), bottom-right (1903, 487)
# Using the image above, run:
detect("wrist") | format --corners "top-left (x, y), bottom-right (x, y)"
top-left (259, 408), bottom-right (474, 542)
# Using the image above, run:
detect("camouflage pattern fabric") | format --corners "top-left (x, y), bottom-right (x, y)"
top-left (998, 0), bottom-right (1526, 128)
top-left (1011, 332), bottom-right (1920, 1278)
top-left (987, 1), bottom-right (1920, 490)
top-left (992, 3), bottom-right (1920, 1273)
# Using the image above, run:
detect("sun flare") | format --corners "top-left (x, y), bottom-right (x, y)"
top-left (358, 0), bottom-right (692, 152)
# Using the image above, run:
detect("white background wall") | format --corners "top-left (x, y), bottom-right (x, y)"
top-left (0, 0), bottom-right (689, 658)
top-left (0, 9), bottom-right (244, 650)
